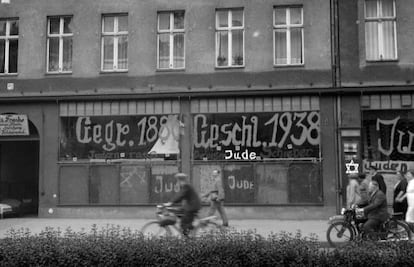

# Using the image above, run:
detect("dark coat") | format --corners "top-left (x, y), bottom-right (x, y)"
top-left (393, 179), bottom-right (408, 214)
top-left (372, 173), bottom-right (387, 195)
top-left (363, 189), bottom-right (389, 222)
top-left (171, 184), bottom-right (201, 212)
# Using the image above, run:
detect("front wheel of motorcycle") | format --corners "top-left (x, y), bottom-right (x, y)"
top-left (327, 221), bottom-right (354, 247)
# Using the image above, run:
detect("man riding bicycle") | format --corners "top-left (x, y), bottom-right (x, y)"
top-left (356, 180), bottom-right (389, 236)
top-left (165, 172), bottom-right (201, 236)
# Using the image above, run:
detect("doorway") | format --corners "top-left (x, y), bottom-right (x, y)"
top-left (0, 141), bottom-right (39, 216)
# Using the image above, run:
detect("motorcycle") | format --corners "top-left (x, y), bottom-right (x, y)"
top-left (326, 207), bottom-right (411, 247)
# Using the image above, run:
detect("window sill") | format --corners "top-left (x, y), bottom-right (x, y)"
top-left (156, 68), bottom-right (186, 73)
top-left (45, 72), bottom-right (72, 76)
top-left (215, 65), bottom-right (245, 70)
top-left (100, 70), bottom-right (128, 74)
top-left (0, 73), bottom-right (18, 77)
top-left (273, 64), bottom-right (304, 68)
top-left (365, 59), bottom-right (398, 64)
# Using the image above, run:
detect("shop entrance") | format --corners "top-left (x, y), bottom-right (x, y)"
top-left (0, 141), bottom-right (39, 216)
top-left (0, 115), bottom-right (39, 217)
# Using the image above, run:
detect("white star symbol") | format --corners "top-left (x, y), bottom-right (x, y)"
top-left (346, 160), bottom-right (359, 174)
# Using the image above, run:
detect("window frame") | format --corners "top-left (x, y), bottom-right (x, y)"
top-left (156, 10), bottom-right (186, 70)
top-left (101, 14), bottom-right (129, 72)
top-left (46, 16), bottom-right (74, 74)
top-left (273, 6), bottom-right (304, 66)
top-left (0, 18), bottom-right (19, 75)
top-left (215, 8), bottom-right (245, 68)
top-left (364, 0), bottom-right (397, 61)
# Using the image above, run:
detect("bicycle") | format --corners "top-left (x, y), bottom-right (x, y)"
top-left (327, 207), bottom-right (411, 247)
top-left (141, 204), bottom-right (221, 238)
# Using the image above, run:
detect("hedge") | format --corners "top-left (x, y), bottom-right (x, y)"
top-left (0, 225), bottom-right (414, 266)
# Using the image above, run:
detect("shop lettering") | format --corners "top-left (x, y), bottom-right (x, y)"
top-left (224, 149), bottom-right (257, 160)
top-left (363, 160), bottom-right (408, 173)
top-left (76, 117), bottom-right (130, 151)
top-left (228, 175), bottom-right (254, 190)
top-left (377, 117), bottom-right (414, 156)
top-left (193, 112), bottom-right (320, 150)
top-left (153, 176), bottom-right (180, 194)
top-left (260, 147), bottom-right (314, 158)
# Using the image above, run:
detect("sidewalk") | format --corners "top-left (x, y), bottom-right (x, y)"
top-left (0, 217), bottom-right (328, 241)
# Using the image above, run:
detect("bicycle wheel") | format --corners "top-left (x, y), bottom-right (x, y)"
top-left (386, 220), bottom-right (411, 241)
top-left (141, 221), bottom-right (172, 237)
top-left (326, 221), bottom-right (354, 247)
top-left (193, 220), bottom-right (221, 236)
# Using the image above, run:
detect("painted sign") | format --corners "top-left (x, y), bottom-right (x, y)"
top-left (193, 111), bottom-right (320, 160)
top-left (0, 114), bottom-right (29, 136)
top-left (59, 115), bottom-right (180, 160)
top-left (363, 111), bottom-right (414, 161)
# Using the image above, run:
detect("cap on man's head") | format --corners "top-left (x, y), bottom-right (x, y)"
top-left (174, 172), bottom-right (188, 180)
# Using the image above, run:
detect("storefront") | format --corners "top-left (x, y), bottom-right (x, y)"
top-left (190, 96), bottom-right (323, 206)
top-left (49, 94), bottom-right (338, 219)
top-left (361, 93), bottom-right (414, 205)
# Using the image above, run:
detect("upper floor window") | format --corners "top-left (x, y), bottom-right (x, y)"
top-left (0, 18), bottom-right (18, 74)
top-left (157, 11), bottom-right (185, 70)
top-left (47, 16), bottom-right (73, 73)
top-left (364, 0), bottom-right (397, 61)
top-left (101, 14), bottom-right (128, 72)
top-left (215, 8), bottom-right (244, 68)
top-left (273, 6), bottom-right (304, 66)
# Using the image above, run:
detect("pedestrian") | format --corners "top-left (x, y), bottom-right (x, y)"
top-left (404, 170), bottom-right (414, 229)
top-left (357, 173), bottom-right (369, 207)
top-left (346, 173), bottom-right (361, 208)
top-left (393, 170), bottom-right (408, 220)
top-left (369, 166), bottom-right (387, 195)
top-left (202, 169), bottom-right (229, 227)
top-left (165, 172), bottom-right (201, 236)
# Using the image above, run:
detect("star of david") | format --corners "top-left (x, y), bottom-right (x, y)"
top-left (345, 160), bottom-right (359, 174)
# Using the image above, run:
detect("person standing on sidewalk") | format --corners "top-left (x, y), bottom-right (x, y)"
top-left (202, 169), bottom-right (229, 227)
top-left (393, 171), bottom-right (408, 220)
top-left (369, 166), bottom-right (387, 195)
top-left (346, 173), bottom-right (361, 208)
top-left (404, 170), bottom-right (414, 231)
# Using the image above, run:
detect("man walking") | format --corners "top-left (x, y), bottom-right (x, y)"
top-left (203, 169), bottom-right (229, 227)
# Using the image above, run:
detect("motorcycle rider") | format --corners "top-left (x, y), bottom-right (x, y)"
top-left (356, 180), bottom-right (389, 236)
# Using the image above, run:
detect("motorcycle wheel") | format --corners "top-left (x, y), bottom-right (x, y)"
top-left (386, 220), bottom-right (412, 241)
top-left (327, 221), bottom-right (354, 247)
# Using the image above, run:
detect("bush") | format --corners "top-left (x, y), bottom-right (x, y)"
top-left (0, 225), bottom-right (414, 266)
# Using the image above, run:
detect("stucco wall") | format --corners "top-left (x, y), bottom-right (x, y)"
top-left (0, 0), bottom-right (332, 94)
top-left (339, 0), bottom-right (414, 86)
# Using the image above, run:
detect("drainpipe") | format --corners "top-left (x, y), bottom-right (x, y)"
top-left (331, 0), bottom-right (343, 213)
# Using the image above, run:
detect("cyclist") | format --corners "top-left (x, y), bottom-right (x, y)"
top-left (165, 172), bottom-right (201, 236)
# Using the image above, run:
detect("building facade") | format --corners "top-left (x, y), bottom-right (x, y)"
top-left (336, 0), bottom-right (414, 207)
top-left (3, 0), bottom-right (400, 219)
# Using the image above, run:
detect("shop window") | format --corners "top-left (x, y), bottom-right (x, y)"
top-left (193, 162), bottom-right (323, 205)
top-left (59, 165), bottom-right (89, 204)
top-left (120, 165), bottom-right (149, 204)
top-left (58, 163), bottom-right (177, 205)
top-left (157, 11), bottom-right (185, 70)
top-left (89, 165), bottom-right (119, 204)
top-left (47, 16), bottom-right (73, 73)
top-left (273, 6), bottom-right (304, 66)
top-left (215, 8), bottom-right (244, 68)
top-left (0, 18), bottom-right (18, 74)
top-left (364, 0), bottom-right (397, 61)
top-left (101, 14), bottom-right (128, 72)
